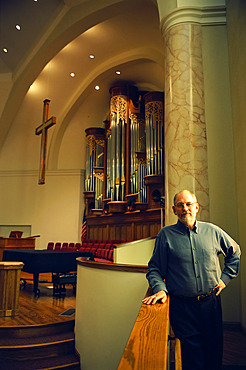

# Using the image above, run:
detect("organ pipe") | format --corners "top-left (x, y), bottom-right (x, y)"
top-left (84, 87), bottom-right (164, 213)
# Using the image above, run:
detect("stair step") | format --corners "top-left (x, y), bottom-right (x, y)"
top-left (0, 329), bottom-right (74, 346)
top-left (0, 319), bottom-right (75, 339)
top-left (0, 353), bottom-right (80, 370)
top-left (0, 337), bottom-right (75, 360)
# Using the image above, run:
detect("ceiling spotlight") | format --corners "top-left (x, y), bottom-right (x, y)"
top-left (116, 71), bottom-right (121, 75)
top-left (89, 54), bottom-right (95, 59)
top-left (3, 48), bottom-right (8, 53)
top-left (15, 24), bottom-right (21, 31)
top-left (95, 85), bottom-right (100, 90)
top-left (70, 72), bottom-right (76, 77)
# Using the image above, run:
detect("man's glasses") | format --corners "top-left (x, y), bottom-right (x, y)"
top-left (175, 202), bottom-right (197, 209)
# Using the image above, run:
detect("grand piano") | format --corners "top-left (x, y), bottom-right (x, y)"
top-left (2, 249), bottom-right (94, 296)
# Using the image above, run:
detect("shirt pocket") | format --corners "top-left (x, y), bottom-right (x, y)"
top-left (202, 246), bottom-right (217, 272)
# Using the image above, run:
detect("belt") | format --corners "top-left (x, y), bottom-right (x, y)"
top-left (171, 287), bottom-right (218, 302)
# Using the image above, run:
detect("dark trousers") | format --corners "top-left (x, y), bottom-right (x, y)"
top-left (169, 292), bottom-right (223, 370)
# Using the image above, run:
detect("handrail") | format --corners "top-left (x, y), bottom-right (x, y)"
top-left (118, 287), bottom-right (170, 369)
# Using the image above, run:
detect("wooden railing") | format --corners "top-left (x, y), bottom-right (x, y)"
top-left (118, 287), bottom-right (182, 370)
top-left (118, 287), bottom-right (169, 369)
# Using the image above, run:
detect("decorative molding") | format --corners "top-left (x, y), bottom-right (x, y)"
top-left (0, 169), bottom-right (84, 178)
top-left (161, 5), bottom-right (226, 33)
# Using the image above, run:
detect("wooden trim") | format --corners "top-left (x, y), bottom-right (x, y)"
top-left (76, 258), bottom-right (148, 273)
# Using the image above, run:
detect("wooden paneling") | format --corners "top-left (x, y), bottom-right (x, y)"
top-left (87, 209), bottom-right (162, 241)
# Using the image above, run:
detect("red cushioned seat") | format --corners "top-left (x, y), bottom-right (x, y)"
top-left (75, 243), bottom-right (82, 250)
top-left (47, 242), bottom-right (54, 250)
top-left (61, 242), bottom-right (69, 250)
top-left (108, 249), bottom-right (114, 261)
top-left (54, 242), bottom-right (61, 250)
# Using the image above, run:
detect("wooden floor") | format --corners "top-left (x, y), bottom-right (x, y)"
top-left (0, 272), bottom-right (246, 369)
top-left (0, 272), bottom-right (76, 327)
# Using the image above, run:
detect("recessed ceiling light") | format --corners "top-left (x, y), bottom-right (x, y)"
top-left (95, 85), bottom-right (100, 90)
top-left (89, 54), bottom-right (95, 59)
top-left (15, 24), bottom-right (21, 31)
top-left (3, 48), bottom-right (8, 53)
top-left (116, 71), bottom-right (121, 75)
top-left (70, 72), bottom-right (76, 77)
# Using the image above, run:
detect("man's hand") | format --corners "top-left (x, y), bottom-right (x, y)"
top-left (142, 290), bottom-right (167, 305)
top-left (216, 279), bottom-right (226, 296)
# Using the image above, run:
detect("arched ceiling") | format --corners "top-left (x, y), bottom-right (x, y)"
top-left (0, 0), bottom-right (165, 169)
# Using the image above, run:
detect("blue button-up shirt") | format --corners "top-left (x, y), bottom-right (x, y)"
top-left (147, 220), bottom-right (241, 297)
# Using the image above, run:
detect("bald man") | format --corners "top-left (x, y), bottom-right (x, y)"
top-left (143, 190), bottom-right (241, 370)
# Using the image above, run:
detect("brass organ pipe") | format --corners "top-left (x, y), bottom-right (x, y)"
top-left (121, 119), bottom-right (125, 200)
top-left (160, 119), bottom-right (163, 174)
top-left (116, 118), bottom-right (121, 201)
top-left (111, 113), bottom-right (116, 200)
top-left (129, 119), bottom-right (133, 194)
top-left (132, 121), bottom-right (135, 193)
top-left (146, 116), bottom-right (150, 175)
top-left (155, 120), bottom-right (158, 173)
top-left (157, 120), bottom-right (161, 174)
top-left (150, 115), bottom-right (153, 174)
top-left (107, 134), bottom-right (111, 199)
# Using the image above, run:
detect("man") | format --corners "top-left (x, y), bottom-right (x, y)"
top-left (142, 190), bottom-right (241, 370)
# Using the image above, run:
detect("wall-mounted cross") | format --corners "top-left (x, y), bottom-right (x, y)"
top-left (35, 99), bottom-right (56, 184)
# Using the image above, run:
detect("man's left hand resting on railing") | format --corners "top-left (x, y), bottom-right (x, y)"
top-left (142, 290), bottom-right (167, 305)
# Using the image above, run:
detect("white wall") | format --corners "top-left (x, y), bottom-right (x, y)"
top-left (227, 0), bottom-right (246, 329)
top-left (0, 169), bottom-right (84, 249)
top-left (202, 24), bottom-right (240, 323)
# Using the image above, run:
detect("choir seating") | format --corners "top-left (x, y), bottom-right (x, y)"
top-left (45, 239), bottom-right (128, 262)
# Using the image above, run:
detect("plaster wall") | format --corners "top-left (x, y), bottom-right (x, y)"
top-left (202, 23), bottom-right (240, 322)
top-left (226, 0), bottom-right (246, 329)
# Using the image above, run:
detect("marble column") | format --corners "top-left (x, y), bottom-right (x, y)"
top-left (164, 22), bottom-right (208, 224)
top-left (158, 0), bottom-right (226, 225)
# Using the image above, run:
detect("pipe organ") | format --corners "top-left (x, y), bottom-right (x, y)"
top-left (84, 85), bottom-right (164, 241)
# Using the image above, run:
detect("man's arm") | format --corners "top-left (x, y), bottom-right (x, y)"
top-left (143, 233), bottom-right (168, 305)
top-left (220, 231), bottom-right (241, 285)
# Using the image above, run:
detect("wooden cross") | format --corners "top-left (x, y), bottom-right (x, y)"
top-left (35, 99), bottom-right (56, 184)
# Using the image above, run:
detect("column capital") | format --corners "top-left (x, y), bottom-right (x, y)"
top-left (157, 0), bottom-right (226, 33)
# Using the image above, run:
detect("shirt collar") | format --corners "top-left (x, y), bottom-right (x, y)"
top-left (176, 220), bottom-right (198, 234)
